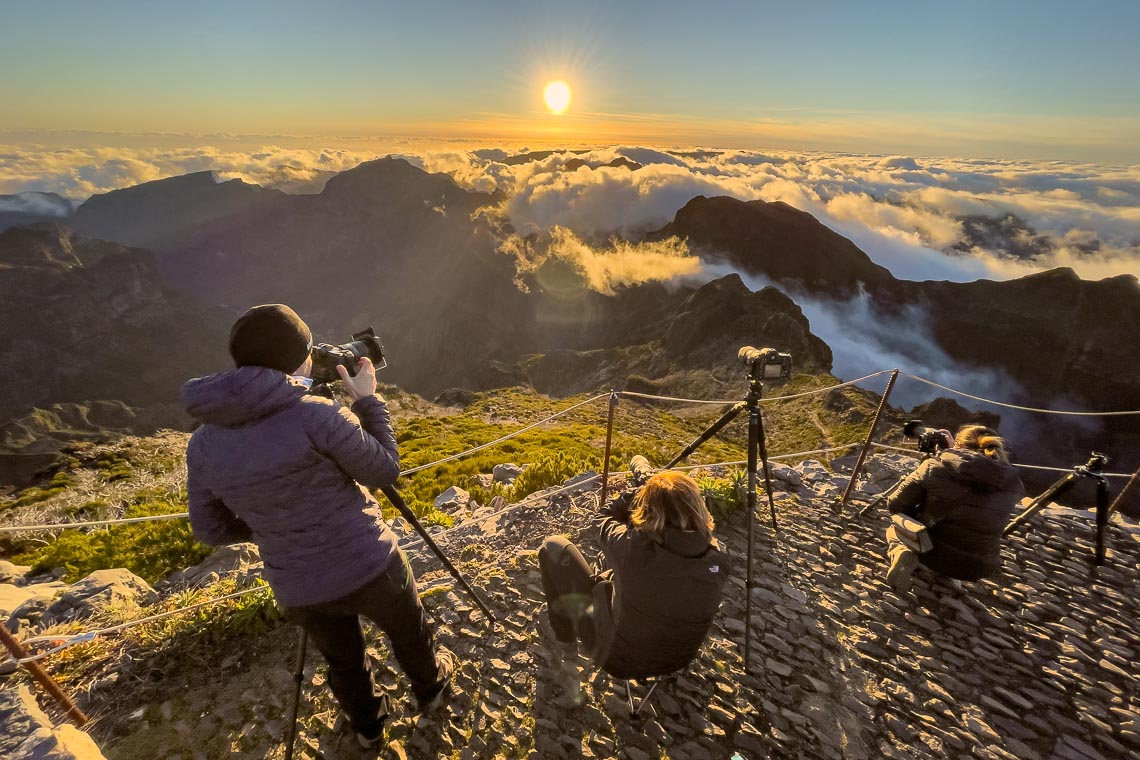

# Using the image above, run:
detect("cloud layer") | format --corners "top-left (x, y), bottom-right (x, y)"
top-left (2, 142), bottom-right (1137, 285)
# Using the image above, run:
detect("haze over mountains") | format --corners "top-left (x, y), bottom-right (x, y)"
top-left (1, 151), bottom-right (1137, 485)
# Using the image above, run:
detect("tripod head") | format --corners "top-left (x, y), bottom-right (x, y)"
top-left (1075, 452), bottom-right (1110, 481)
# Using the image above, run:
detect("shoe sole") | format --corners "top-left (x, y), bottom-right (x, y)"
top-left (886, 551), bottom-right (919, 591)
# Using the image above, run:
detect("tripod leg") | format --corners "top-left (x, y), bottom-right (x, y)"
top-left (856, 475), bottom-right (904, 517)
top-left (665, 402), bottom-right (746, 469)
top-left (754, 408), bottom-right (778, 532)
top-left (381, 486), bottom-right (497, 626)
top-left (1003, 473), bottom-right (1077, 537)
top-left (1095, 479), bottom-right (1109, 566)
top-left (285, 628), bottom-right (308, 760)
top-left (743, 407), bottom-right (758, 675)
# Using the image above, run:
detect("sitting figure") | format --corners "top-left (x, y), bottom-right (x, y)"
top-left (885, 424), bottom-right (1025, 592)
top-left (538, 468), bottom-right (729, 691)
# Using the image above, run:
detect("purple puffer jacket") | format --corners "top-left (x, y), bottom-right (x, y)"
top-left (181, 366), bottom-right (401, 607)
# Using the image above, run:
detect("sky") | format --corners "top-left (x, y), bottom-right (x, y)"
top-left (2, 0), bottom-right (1139, 162)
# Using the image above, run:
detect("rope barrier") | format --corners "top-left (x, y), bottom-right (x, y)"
top-left (869, 442), bottom-right (1134, 478)
top-left (900, 372), bottom-right (1140, 417)
top-left (620, 369), bottom-right (894, 407)
top-left (12, 585), bottom-right (271, 665)
top-left (398, 393), bottom-right (610, 475)
top-left (0, 512), bottom-right (190, 535)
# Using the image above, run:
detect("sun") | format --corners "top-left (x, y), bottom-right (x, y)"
top-left (543, 81), bottom-right (572, 115)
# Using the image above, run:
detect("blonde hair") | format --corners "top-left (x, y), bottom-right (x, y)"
top-left (629, 471), bottom-right (715, 542)
top-left (955, 424), bottom-right (1009, 464)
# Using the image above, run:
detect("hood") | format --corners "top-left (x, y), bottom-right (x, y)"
top-left (181, 366), bottom-right (308, 427)
top-left (661, 528), bottom-right (716, 558)
top-left (938, 448), bottom-right (1021, 491)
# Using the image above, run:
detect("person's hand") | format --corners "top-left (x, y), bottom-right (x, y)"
top-left (337, 357), bottom-right (378, 402)
top-left (938, 429), bottom-right (954, 449)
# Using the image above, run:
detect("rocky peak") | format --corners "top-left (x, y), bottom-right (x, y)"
top-left (70, 171), bottom-right (283, 251)
top-left (653, 196), bottom-right (894, 294)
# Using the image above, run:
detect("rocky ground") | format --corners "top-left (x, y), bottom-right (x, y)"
top-left (3, 452), bottom-right (1138, 760)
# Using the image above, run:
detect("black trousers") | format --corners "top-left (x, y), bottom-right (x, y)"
top-left (538, 535), bottom-right (600, 652)
top-left (285, 548), bottom-right (441, 733)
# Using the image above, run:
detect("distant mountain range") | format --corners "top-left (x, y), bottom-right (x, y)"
top-left (1, 157), bottom-right (1137, 484)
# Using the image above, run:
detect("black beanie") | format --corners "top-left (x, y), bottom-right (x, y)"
top-left (228, 304), bottom-right (312, 373)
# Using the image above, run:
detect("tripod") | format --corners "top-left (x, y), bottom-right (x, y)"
top-left (663, 361), bottom-right (778, 674)
top-left (284, 485), bottom-right (495, 760)
top-left (1003, 453), bottom-right (1111, 565)
top-left (855, 452), bottom-right (933, 516)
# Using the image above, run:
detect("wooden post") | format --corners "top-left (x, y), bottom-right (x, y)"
top-left (840, 369), bottom-right (900, 507)
top-left (0, 623), bottom-right (88, 727)
top-left (598, 392), bottom-right (619, 507)
top-left (1106, 465), bottom-right (1140, 521)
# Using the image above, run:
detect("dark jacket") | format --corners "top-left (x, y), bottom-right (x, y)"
top-left (590, 497), bottom-right (729, 679)
top-left (886, 448), bottom-right (1024, 581)
top-left (181, 366), bottom-right (401, 607)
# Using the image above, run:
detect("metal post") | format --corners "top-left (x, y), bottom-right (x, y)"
top-left (284, 628), bottom-right (308, 760)
top-left (0, 623), bottom-right (88, 727)
top-left (840, 369), bottom-right (899, 506)
top-left (1095, 479), bottom-right (1110, 566)
top-left (598, 391), bottom-right (619, 508)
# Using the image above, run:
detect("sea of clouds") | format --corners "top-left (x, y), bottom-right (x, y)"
top-left (2, 142), bottom-right (1136, 410)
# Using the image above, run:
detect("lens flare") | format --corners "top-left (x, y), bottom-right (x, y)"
top-left (544, 81), bottom-right (572, 115)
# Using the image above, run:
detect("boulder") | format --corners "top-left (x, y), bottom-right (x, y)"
top-left (0, 684), bottom-right (106, 760)
top-left (0, 561), bottom-right (30, 586)
top-left (434, 486), bottom-right (472, 513)
top-left (1, 581), bottom-right (66, 628)
top-left (561, 471), bottom-right (599, 493)
top-left (493, 463), bottom-right (523, 484)
top-left (166, 543), bottom-right (262, 588)
top-left (768, 462), bottom-right (802, 487)
top-left (472, 473), bottom-right (495, 489)
top-left (42, 569), bottom-right (158, 626)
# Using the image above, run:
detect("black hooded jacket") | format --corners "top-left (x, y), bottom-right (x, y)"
top-left (589, 496), bottom-right (729, 679)
top-left (886, 448), bottom-right (1025, 581)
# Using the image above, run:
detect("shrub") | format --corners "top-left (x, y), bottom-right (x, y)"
top-left (696, 469), bottom-right (746, 521)
top-left (507, 451), bottom-right (599, 501)
top-left (8, 471), bottom-right (75, 509)
top-left (15, 489), bottom-right (210, 583)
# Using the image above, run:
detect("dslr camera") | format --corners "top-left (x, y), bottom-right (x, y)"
top-left (738, 346), bottom-right (792, 380)
top-left (310, 327), bottom-right (387, 385)
top-left (903, 420), bottom-right (951, 455)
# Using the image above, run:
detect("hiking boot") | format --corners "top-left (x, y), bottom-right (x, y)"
top-left (418, 650), bottom-right (456, 713)
top-left (886, 546), bottom-right (919, 592)
top-left (353, 693), bottom-right (390, 749)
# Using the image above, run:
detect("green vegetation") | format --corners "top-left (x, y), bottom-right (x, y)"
top-left (6, 471), bottom-right (75, 509)
top-left (15, 486), bottom-right (209, 583)
top-left (696, 469), bottom-right (747, 521)
top-left (93, 450), bottom-right (134, 482)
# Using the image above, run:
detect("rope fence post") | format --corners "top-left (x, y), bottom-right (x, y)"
top-left (598, 391), bottom-right (619, 507)
top-left (840, 369), bottom-right (900, 507)
top-left (1106, 465), bottom-right (1140, 521)
top-left (0, 623), bottom-right (88, 727)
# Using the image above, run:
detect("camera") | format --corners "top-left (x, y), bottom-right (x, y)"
top-left (903, 420), bottom-right (951, 455)
top-left (738, 346), bottom-right (792, 380)
top-left (310, 327), bottom-right (387, 385)
top-left (1079, 452), bottom-right (1109, 474)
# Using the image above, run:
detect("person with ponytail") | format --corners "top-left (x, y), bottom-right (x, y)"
top-left (884, 424), bottom-right (1025, 591)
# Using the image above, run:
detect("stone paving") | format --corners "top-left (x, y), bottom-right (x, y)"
top-left (4, 453), bottom-right (1137, 759)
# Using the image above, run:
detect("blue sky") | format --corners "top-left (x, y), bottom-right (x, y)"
top-left (2, 0), bottom-right (1138, 160)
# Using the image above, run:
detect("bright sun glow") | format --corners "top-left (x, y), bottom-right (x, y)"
top-left (544, 81), bottom-right (572, 115)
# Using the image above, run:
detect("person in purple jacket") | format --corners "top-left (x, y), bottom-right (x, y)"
top-left (181, 304), bottom-right (454, 749)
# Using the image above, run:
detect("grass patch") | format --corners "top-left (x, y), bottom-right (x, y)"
top-left (14, 486), bottom-right (209, 583)
top-left (7, 471), bottom-right (75, 509)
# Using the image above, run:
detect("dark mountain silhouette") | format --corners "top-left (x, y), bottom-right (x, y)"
top-left (952, 213), bottom-right (1054, 260)
top-left (651, 195), bottom-right (893, 294)
top-left (562, 156), bottom-right (643, 172)
top-left (69, 171), bottom-right (283, 251)
top-left (0, 224), bottom-right (227, 427)
top-left (5, 159), bottom-right (1137, 483)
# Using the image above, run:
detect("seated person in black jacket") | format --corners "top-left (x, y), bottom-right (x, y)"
top-left (885, 425), bottom-right (1025, 592)
top-left (538, 469), bottom-right (729, 687)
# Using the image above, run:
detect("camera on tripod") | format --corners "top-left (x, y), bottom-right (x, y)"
top-left (310, 327), bottom-right (387, 385)
top-left (737, 346), bottom-right (792, 380)
top-left (903, 420), bottom-right (951, 455)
